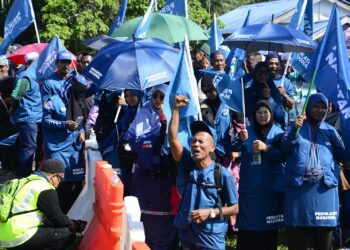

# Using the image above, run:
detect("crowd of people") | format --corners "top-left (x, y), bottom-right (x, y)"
top-left (0, 40), bottom-right (349, 250)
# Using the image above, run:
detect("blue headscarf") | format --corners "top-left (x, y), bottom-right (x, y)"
top-left (123, 84), bottom-right (168, 142)
top-left (306, 93), bottom-right (328, 125)
top-left (117, 89), bottom-right (143, 135)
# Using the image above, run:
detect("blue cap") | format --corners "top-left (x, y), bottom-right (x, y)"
top-left (265, 51), bottom-right (280, 62)
top-left (74, 75), bottom-right (89, 86)
top-left (57, 51), bottom-right (72, 61)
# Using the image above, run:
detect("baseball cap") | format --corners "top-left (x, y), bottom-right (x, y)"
top-left (41, 159), bottom-right (65, 174)
top-left (73, 75), bottom-right (89, 86)
top-left (190, 120), bottom-right (217, 144)
top-left (57, 51), bottom-right (72, 61)
top-left (0, 56), bottom-right (9, 66)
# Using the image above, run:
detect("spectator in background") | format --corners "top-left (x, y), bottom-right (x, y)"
top-left (8, 52), bottom-right (42, 178)
top-left (41, 51), bottom-right (72, 102)
top-left (0, 56), bottom-right (9, 80)
top-left (42, 75), bottom-right (91, 213)
top-left (242, 52), bottom-right (262, 89)
top-left (210, 50), bottom-right (227, 73)
top-left (77, 52), bottom-right (93, 74)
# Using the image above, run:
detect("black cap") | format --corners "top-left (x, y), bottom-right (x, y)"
top-left (41, 159), bottom-right (65, 174)
top-left (190, 120), bottom-right (215, 140)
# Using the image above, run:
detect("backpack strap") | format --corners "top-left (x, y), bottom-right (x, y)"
top-left (214, 163), bottom-right (224, 220)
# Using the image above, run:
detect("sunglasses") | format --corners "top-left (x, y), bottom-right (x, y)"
top-left (152, 93), bottom-right (165, 101)
top-left (0, 65), bottom-right (6, 68)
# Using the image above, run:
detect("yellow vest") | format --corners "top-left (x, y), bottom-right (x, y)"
top-left (0, 174), bottom-right (54, 248)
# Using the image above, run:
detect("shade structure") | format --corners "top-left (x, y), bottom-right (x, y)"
top-left (223, 23), bottom-right (316, 53)
top-left (112, 13), bottom-right (209, 44)
top-left (83, 38), bottom-right (179, 91)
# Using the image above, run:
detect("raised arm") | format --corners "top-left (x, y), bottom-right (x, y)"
top-left (168, 95), bottom-right (189, 162)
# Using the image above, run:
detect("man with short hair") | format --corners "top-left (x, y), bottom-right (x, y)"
top-left (78, 52), bottom-right (93, 74)
top-left (0, 159), bottom-right (86, 250)
top-left (168, 95), bottom-right (238, 250)
top-left (210, 50), bottom-right (227, 73)
top-left (9, 52), bottom-right (42, 178)
top-left (41, 51), bottom-right (72, 102)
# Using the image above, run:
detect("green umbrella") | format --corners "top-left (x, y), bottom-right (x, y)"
top-left (112, 13), bottom-right (209, 44)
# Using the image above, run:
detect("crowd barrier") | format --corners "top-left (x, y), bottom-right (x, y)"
top-left (79, 161), bottom-right (124, 250)
top-left (67, 139), bottom-right (102, 224)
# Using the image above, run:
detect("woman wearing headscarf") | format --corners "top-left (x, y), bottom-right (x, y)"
top-left (115, 89), bottom-right (143, 196)
top-left (123, 84), bottom-right (178, 250)
top-left (231, 100), bottom-right (285, 250)
top-left (281, 93), bottom-right (349, 250)
top-left (245, 62), bottom-right (288, 129)
top-left (42, 75), bottom-right (93, 213)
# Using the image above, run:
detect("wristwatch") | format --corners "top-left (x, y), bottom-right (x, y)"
top-left (210, 208), bottom-right (216, 219)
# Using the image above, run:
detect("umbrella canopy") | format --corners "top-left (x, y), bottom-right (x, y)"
top-left (82, 35), bottom-right (128, 51)
top-left (223, 23), bottom-right (316, 52)
top-left (7, 43), bottom-right (46, 64)
top-left (112, 13), bottom-right (209, 44)
top-left (83, 38), bottom-right (179, 91)
top-left (7, 43), bottom-right (77, 65)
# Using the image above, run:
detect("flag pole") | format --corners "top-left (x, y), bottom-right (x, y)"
top-left (184, 0), bottom-right (188, 18)
top-left (240, 77), bottom-right (246, 128)
top-left (28, 0), bottom-right (40, 43)
top-left (295, 68), bottom-right (317, 136)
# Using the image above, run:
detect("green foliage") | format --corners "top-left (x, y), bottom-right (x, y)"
top-left (41, 0), bottom-right (117, 51)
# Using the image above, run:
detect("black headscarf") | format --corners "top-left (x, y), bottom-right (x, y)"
top-left (253, 100), bottom-right (274, 141)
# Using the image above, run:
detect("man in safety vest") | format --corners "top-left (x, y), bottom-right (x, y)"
top-left (0, 159), bottom-right (86, 249)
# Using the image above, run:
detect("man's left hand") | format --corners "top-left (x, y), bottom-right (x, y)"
top-left (190, 209), bottom-right (211, 224)
top-left (78, 132), bottom-right (85, 143)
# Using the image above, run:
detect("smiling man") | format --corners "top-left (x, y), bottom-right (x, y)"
top-left (168, 95), bottom-right (238, 250)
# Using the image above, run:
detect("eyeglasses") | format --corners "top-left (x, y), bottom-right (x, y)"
top-left (0, 65), bottom-right (6, 68)
top-left (152, 93), bottom-right (165, 101)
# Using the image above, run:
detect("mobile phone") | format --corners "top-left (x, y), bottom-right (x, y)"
top-left (75, 116), bottom-right (84, 127)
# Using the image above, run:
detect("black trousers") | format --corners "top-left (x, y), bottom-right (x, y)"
top-left (10, 226), bottom-right (75, 250)
top-left (286, 227), bottom-right (334, 250)
top-left (56, 181), bottom-right (83, 214)
top-left (236, 230), bottom-right (278, 250)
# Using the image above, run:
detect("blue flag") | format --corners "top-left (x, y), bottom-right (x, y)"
top-left (200, 70), bottom-right (243, 113)
top-left (289, 0), bottom-right (314, 80)
top-left (160, 0), bottom-right (187, 17)
top-left (108, 0), bottom-right (128, 36)
top-left (0, 133), bottom-right (18, 146)
top-left (164, 38), bottom-right (200, 150)
top-left (208, 14), bottom-right (223, 55)
top-left (226, 48), bottom-right (245, 80)
top-left (135, 0), bottom-right (155, 38)
top-left (306, 4), bottom-right (350, 150)
top-left (0, 0), bottom-right (34, 54)
top-left (26, 36), bottom-right (67, 82)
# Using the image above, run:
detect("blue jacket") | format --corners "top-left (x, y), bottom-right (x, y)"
top-left (41, 73), bottom-right (67, 101)
top-left (42, 95), bottom-right (81, 153)
top-left (231, 124), bottom-right (285, 230)
top-left (281, 122), bottom-right (347, 187)
top-left (12, 71), bottom-right (42, 124)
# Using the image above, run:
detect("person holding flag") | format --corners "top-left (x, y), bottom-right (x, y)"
top-left (168, 95), bottom-right (238, 250)
top-left (281, 93), bottom-right (350, 250)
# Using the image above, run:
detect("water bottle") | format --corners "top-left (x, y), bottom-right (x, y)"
top-left (89, 129), bottom-right (96, 140)
top-left (252, 150), bottom-right (261, 165)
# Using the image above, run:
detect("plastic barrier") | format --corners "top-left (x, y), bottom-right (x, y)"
top-left (79, 161), bottom-right (124, 250)
top-left (132, 242), bottom-right (150, 250)
top-left (67, 139), bottom-right (102, 224)
top-left (123, 196), bottom-right (146, 250)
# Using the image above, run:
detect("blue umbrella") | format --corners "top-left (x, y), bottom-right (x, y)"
top-left (82, 35), bottom-right (128, 51)
top-left (223, 23), bottom-right (316, 52)
top-left (83, 38), bottom-right (179, 91)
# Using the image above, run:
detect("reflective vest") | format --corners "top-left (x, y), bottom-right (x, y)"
top-left (0, 174), bottom-right (54, 248)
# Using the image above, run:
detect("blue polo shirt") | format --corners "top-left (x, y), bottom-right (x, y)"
top-left (175, 149), bottom-right (238, 250)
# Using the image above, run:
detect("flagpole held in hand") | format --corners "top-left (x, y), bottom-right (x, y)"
top-left (295, 68), bottom-right (317, 137)
top-left (240, 77), bottom-right (246, 128)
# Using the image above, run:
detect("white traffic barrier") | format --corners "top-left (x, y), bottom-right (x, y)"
top-left (123, 196), bottom-right (146, 250)
top-left (67, 139), bottom-right (102, 224)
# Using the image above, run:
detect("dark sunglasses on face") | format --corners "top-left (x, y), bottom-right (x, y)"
top-left (56, 174), bottom-right (64, 182)
top-left (0, 65), bottom-right (6, 68)
top-left (152, 93), bottom-right (165, 101)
